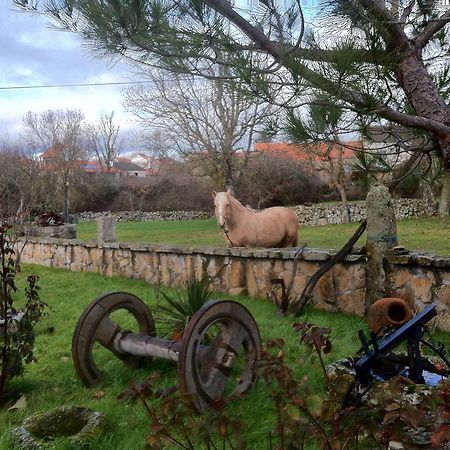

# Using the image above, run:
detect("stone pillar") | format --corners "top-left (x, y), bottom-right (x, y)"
top-left (365, 184), bottom-right (397, 311)
top-left (97, 216), bottom-right (116, 246)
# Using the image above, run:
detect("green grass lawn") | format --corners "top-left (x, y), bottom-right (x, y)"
top-left (0, 265), bottom-right (375, 450)
top-left (76, 216), bottom-right (450, 255)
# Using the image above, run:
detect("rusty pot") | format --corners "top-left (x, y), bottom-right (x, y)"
top-left (368, 297), bottom-right (412, 333)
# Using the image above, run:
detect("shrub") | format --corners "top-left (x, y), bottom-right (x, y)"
top-left (119, 316), bottom-right (450, 449)
top-left (0, 223), bottom-right (46, 405)
top-left (154, 278), bottom-right (212, 338)
top-left (236, 153), bottom-right (321, 208)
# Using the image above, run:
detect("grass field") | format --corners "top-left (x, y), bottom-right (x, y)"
top-left (0, 265), bottom-right (379, 449)
top-left (76, 216), bottom-right (450, 255)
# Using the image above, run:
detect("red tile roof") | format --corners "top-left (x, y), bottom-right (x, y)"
top-left (254, 141), bottom-right (361, 161)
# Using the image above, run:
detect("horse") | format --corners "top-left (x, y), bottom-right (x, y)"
top-left (212, 190), bottom-right (299, 247)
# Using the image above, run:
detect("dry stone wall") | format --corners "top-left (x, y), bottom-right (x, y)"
top-left (19, 237), bottom-right (450, 330)
top-left (71, 198), bottom-right (429, 225)
top-left (294, 198), bottom-right (429, 225)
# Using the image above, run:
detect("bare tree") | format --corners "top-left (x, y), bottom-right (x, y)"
top-left (124, 70), bottom-right (273, 192)
top-left (88, 111), bottom-right (122, 171)
top-left (15, 1), bottom-right (450, 173)
top-left (22, 109), bottom-right (86, 221)
top-left (309, 142), bottom-right (354, 222)
top-left (287, 101), bottom-right (355, 221)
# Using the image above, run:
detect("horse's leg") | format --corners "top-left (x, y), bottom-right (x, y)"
top-left (279, 232), bottom-right (298, 248)
top-left (292, 233), bottom-right (298, 247)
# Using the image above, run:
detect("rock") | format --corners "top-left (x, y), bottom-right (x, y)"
top-left (11, 405), bottom-right (107, 449)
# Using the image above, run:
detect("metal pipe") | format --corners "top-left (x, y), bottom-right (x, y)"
top-left (114, 331), bottom-right (182, 362)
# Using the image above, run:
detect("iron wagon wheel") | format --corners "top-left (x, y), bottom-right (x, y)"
top-left (178, 300), bottom-right (261, 413)
top-left (72, 291), bottom-right (155, 386)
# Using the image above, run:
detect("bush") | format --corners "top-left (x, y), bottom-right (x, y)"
top-left (0, 223), bottom-right (46, 405)
top-left (236, 153), bottom-right (322, 208)
top-left (120, 316), bottom-right (450, 449)
top-left (71, 173), bottom-right (120, 212)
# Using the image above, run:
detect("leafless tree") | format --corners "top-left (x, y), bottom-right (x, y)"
top-left (15, 1), bottom-right (450, 176)
top-left (0, 139), bottom-right (43, 264)
top-left (22, 109), bottom-right (87, 221)
top-left (88, 111), bottom-right (122, 171)
top-left (124, 70), bottom-right (274, 192)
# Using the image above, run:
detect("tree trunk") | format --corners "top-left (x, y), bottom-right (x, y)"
top-left (420, 179), bottom-right (438, 216)
top-left (336, 184), bottom-right (350, 223)
top-left (439, 171), bottom-right (450, 217)
top-left (63, 181), bottom-right (69, 223)
top-left (396, 53), bottom-right (450, 169)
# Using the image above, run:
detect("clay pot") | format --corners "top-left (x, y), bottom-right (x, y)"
top-left (368, 297), bottom-right (412, 333)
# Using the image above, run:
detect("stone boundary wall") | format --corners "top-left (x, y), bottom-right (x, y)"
top-left (19, 237), bottom-right (450, 330)
top-left (294, 198), bottom-right (429, 225)
top-left (71, 198), bottom-right (429, 226)
top-left (71, 210), bottom-right (211, 223)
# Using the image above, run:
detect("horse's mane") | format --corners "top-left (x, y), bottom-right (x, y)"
top-left (229, 194), bottom-right (256, 213)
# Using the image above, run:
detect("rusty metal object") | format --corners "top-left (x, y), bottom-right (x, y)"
top-left (72, 292), bottom-right (156, 386)
top-left (35, 212), bottom-right (64, 226)
top-left (178, 300), bottom-right (261, 412)
top-left (368, 297), bottom-right (412, 333)
top-left (72, 294), bottom-right (261, 412)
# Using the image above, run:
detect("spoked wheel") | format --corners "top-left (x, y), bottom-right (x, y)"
top-left (178, 300), bottom-right (261, 412)
top-left (72, 292), bottom-right (155, 386)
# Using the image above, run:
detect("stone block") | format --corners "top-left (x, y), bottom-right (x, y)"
top-left (336, 288), bottom-right (366, 316)
top-left (229, 260), bottom-right (244, 289)
top-left (333, 263), bottom-right (366, 292)
top-left (410, 275), bottom-right (433, 303)
top-left (313, 271), bottom-right (335, 304)
top-left (30, 224), bottom-right (76, 239)
top-left (228, 287), bottom-right (246, 296)
top-left (97, 216), bottom-right (115, 244)
top-left (438, 284), bottom-right (450, 308)
top-left (388, 268), bottom-right (412, 289)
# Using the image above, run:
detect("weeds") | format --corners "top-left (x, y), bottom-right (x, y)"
top-left (0, 223), bottom-right (46, 405)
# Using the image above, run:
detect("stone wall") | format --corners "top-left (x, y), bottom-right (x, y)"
top-left (71, 198), bottom-right (429, 226)
top-left (294, 198), bottom-right (429, 225)
top-left (19, 237), bottom-right (450, 330)
top-left (71, 210), bottom-right (211, 222)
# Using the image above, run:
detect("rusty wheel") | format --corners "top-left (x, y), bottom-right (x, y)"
top-left (72, 292), bottom-right (155, 386)
top-left (178, 300), bottom-right (261, 412)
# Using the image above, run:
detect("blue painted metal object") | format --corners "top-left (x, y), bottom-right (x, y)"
top-left (354, 304), bottom-right (447, 386)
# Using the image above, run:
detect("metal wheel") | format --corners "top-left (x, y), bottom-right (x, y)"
top-left (178, 300), bottom-right (261, 412)
top-left (72, 291), bottom-right (155, 386)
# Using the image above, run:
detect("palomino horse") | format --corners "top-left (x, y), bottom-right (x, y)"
top-left (213, 190), bottom-right (299, 247)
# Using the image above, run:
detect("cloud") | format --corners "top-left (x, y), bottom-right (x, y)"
top-left (0, 3), bottom-right (136, 138)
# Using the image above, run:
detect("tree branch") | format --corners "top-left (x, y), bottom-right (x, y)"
top-left (416, 8), bottom-right (450, 50)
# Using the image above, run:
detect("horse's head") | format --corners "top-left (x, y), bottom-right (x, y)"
top-left (212, 190), bottom-right (231, 231)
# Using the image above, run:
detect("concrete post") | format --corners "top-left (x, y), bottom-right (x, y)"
top-left (97, 216), bottom-right (116, 246)
top-left (365, 184), bottom-right (398, 311)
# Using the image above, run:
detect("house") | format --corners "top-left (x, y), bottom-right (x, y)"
top-left (39, 145), bottom-right (179, 178)
top-left (112, 158), bottom-right (147, 177)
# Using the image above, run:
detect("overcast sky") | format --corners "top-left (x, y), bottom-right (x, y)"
top-left (0, 1), bottom-right (137, 141)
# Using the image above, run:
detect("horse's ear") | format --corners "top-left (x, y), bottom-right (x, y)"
top-left (212, 190), bottom-right (217, 199)
top-left (226, 189), bottom-right (231, 195)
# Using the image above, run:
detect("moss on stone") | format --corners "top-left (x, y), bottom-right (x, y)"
top-left (11, 405), bottom-right (107, 449)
